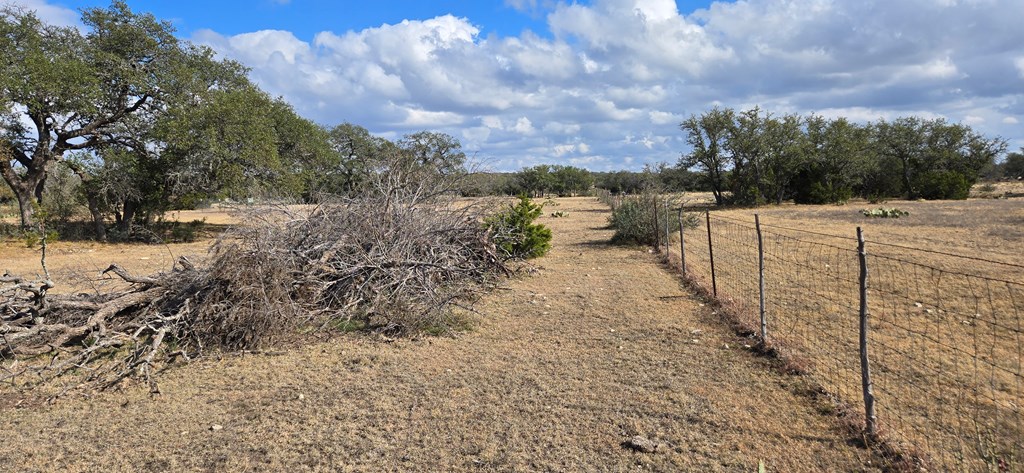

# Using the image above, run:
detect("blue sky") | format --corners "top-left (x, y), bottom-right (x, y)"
top-left (47, 0), bottom-right (716, 40)
top-left (17, 0), bottom-right (1024, 171)
top-left (59, 1), bottom-right (555, 40)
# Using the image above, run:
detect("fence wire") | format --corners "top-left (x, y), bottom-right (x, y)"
top-left (664, 205), bottom-right (1023, 471)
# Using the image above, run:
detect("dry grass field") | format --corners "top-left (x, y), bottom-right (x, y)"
top-left (0, 207), bottom-right (241, 295)
top-left (671, 195), bottom-right (1024, 470)
top-left (0, 198), bottom-right (883, 472)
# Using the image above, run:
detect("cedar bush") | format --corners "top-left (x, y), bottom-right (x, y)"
top-left (913, 170), bottom-right (971, 200)
top-left (486, 195), bottom-right (552, 259)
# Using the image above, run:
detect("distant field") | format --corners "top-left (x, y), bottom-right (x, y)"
top-left (0, 207), bottom-right (240, 295)
top-left (717, 197), bottom-right (1024, 266)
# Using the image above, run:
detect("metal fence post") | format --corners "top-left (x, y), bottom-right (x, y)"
top-left (678, 208), bottom-right (686, 276)
top-left (858, 227), bottom-right (877, 437)
top-left (664, 201), bottom-right (671, 255)
top-left (706, 210), bottom-right (717, 298)
top-left (756, 214), bottom-right (767, 342)
top-left (653, 197), bottom-right (661, 250)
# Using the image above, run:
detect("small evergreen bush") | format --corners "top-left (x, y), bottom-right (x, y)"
top-left (794, 181), bottom-right (853, 205)
top-left (914, 170), bottom-right (971, 200)
top-left (486, 195), bottom-right (552, 259)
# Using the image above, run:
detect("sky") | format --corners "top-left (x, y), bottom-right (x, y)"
top-left (13, 0), bottom-right (1024, 171)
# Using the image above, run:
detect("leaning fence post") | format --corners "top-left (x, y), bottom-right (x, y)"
top-left (755, 214), bottom-right (767, 342)
top-left (857, 227), bottom-right (877, 437)
top-left (678, 208), bottom-right (686, 276)
top-left (706, 210), bottom-right (717, 298)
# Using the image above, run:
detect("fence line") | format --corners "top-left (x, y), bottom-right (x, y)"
top-left (651, 197), bottom-right (1023, 471)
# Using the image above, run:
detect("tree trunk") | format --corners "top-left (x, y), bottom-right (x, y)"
top-left (15, 189), bottom-right (34, 229)
top-left (85, 191), bottom-right (107, 241)
top-left (1, 158), bottom-right (46, 229)
top-left (117, 200), bottom-right (139, 236)
top-left (5, 176), bottom-right (44, 229)
top-left (711, 179), bottom-right (724, 205)
top-left (900, 156), bottom-right (914, 199)
top-left (34, 175), bottom-right (46, 205)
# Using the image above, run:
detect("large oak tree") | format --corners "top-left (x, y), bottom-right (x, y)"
top-left (0, 2), bottom-right (244, 230)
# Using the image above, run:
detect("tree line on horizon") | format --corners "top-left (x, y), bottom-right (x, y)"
top-left (678, 107), bottom-right (1012, 205)
top-left (3, 2), bottom-right (1021, 243)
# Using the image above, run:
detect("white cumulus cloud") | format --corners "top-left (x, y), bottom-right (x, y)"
top-left (16, 0), bottom-right (1020, 170)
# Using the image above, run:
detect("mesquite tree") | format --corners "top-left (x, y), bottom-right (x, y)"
top-left (679, 107), bottom-right (734, 205)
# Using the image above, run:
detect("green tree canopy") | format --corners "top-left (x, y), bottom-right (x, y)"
top-left (677, 107), bottom-right (1006, 204)
top-left (1004, 148), bottom-right (1024, 179)
top-left (679, 107), bottom-right (734, 205)
top-left (0, 1), bottom-right (249, 230)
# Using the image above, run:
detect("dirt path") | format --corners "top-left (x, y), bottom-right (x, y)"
top-left (1, 198), bottom-right (878, 472)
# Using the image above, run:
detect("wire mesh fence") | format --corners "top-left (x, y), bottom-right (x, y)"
top-left (647, 197), bottom-right (1023, 471)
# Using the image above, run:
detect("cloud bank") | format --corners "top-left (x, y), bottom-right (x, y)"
top-left (25, 0), bottom-right (1024, 170)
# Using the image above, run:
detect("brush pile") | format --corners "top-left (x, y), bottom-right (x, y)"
top-left (2, 189), bottom-right (511, 391)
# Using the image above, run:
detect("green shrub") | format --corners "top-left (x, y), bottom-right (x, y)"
top-left (610, 196), bottom-right (656, 245)
top-left (608, 194), bottom-right (687, 246)
top-left (793, 181), bottom-right (853, 205)
top-left (134, 218), bottom-right (207, 243)
top-left (485, 195), bottom-right (552, 259)
top-left (40, 166), bottom-right (85, 226)
top-left (913, 170), bottom-right (971, 200)
top-left (0, 182), bottom-right (15, 204)
top-left (23, 229), bottom-right (59, 248)
top-left (333, 318), bottom-right (367, 333)
top-left (170, 219), bottom-right (206, 242)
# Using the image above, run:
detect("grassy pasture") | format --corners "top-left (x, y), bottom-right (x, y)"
top-left (1, 198), bottom-right (882, 471)
top-left (674, 196), bottom-right (1024, 469)
top-left (2, 187), bottom-right (1022, 469)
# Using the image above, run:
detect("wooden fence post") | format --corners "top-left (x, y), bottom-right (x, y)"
top-left (858, 227), bottom-right (877, 437)
top-left (678, 208), bottom-right (686, 276)
top-left (706, 210), bottom-right (717, 298)
top-left (756, 214), bottom-right (767, 342)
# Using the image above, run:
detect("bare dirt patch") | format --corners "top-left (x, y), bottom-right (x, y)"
top-left (0, 198), bottom-right (879, 472)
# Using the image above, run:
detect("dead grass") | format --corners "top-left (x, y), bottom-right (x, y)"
top-left (970, 180), bottom-right (1024, 199)
top-left (0, 204), bottom-right (267, 295)
top-left (672, 196), bottom-right (1024, 470)
top-left (0, 237), bottom-right (214, 295)
top-left (0, 197), bottom-right (880, 472)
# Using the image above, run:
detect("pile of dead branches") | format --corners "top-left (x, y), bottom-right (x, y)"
top-left (1, 188), bottom-right (510, 391)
